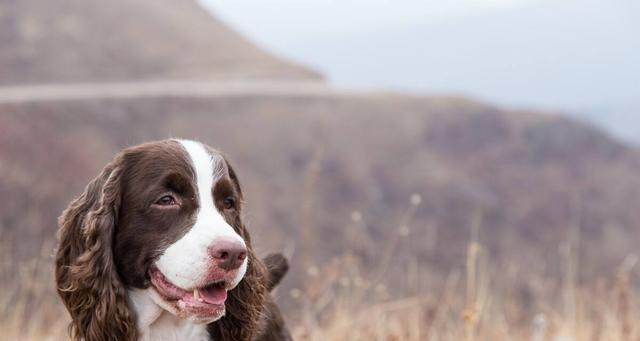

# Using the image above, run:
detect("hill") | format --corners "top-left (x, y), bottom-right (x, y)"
top-left (2, 94), bottom-right (639, 283)
top-left (0, 0), bottom-right (321, 84)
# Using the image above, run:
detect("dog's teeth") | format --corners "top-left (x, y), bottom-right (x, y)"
top-left (193, 289), bottom-right (200, 300)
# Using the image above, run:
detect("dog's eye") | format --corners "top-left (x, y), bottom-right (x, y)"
top-left (223, 197), bottom-right (236, 210)
top-left (156, 195), bottom-right (177, 206)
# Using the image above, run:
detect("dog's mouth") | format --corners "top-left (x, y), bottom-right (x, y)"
top-left (148, 266), bottom-right (229, 321)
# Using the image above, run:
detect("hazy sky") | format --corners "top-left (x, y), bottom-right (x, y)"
top-left (200, 0), bottom-right (540, 36)
top-left (200, 0), bottom-right (639, 144)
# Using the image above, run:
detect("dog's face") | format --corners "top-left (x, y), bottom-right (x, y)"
top-left (113, 139), bottom-right (248, 323)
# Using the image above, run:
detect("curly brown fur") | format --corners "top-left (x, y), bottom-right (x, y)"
top-left (249, 254), bottom-right (292, 341)
top-left (55, 155), bottom-right (138, 341)
top-left (254, 299), bottom-right (293, 341)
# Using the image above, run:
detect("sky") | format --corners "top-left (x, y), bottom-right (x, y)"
top-left (200, 0), bottom-right (540, 36)
top-left (200, 0), bottom-right (640, 144)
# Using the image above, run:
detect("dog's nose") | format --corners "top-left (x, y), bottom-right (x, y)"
top-left (208, 239), bottom-right (247, 271)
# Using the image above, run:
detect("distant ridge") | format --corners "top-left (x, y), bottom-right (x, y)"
top-left (0, 0), bottom-right (322, 85)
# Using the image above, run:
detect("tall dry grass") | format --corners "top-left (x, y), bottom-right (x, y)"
top-left (286, 234), bottom-right (639, 340)
top-left (1, 200), bottom-right (638, 341)
top-left (283, 195), bottom-right (639, 341)
top-left (0, 236), bottom-right (68, 340)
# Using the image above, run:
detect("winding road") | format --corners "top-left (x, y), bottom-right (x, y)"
top-left (0, 80), bottom-right (378, 103)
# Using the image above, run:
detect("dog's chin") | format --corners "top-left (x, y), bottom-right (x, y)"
top-left (148, 266), bottom-right (231, 324)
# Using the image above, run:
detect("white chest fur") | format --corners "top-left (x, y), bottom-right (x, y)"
top-left (129, 289), bottom-right (210, 341)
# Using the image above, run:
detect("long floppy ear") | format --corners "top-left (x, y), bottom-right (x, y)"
top-left (263, 253), bottom-right (289, 292)
top-left (55, 156), bottom-right (137, 341)
top-left (209, 159), bottom-right (269, 341)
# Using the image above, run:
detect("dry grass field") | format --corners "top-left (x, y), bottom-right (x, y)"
top-left (2, 206), bottom-right (638, 341)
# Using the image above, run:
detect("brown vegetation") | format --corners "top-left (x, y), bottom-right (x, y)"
top-left (2, 211), bottom-right (638, 340)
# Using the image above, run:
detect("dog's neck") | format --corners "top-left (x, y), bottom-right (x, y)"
top-left (128, 289), bottom-right (210, 341)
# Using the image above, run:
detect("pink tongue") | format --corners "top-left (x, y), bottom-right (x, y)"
top-left (200, 286), bottom-right (227, 305)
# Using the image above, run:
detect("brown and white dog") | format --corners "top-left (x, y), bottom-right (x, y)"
top-left (55, 139), bottom-right (291, 341)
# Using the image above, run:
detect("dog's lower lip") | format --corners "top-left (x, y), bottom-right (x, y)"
top-left (149, 267), bottom-right (228, 307)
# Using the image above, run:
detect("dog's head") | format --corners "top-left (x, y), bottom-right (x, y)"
top-left (55, 139), bottom-right (267, 341)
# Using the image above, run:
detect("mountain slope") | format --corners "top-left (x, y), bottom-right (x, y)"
top-left (2, 95), bottom-right (639, 282)
top-left (0, 0), bottom-right (321, 85)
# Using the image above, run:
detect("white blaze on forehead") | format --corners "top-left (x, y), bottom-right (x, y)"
top-left (178, 139), bottom-right (225, 208)
top-left (153, 139), bottom-right (247, 290)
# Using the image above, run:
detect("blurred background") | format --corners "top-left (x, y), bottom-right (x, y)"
top-left (205, 0), bottom-right (640, 144)
top-left (0, 0), bottom-right (638, 340)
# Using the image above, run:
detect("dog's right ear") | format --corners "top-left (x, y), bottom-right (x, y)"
top-left (55, 155), bottom-right (137, 341)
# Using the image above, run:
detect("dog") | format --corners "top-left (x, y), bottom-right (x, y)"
top-left (55, 139), bottom-right (292, 341)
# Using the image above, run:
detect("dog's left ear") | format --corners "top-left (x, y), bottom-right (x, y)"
top-left (263, 253), bottom-right (290, 292)
top-left (55, 155), bottom-right (137, 341)
top-left (209, 157), bottom-right (269, 341)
